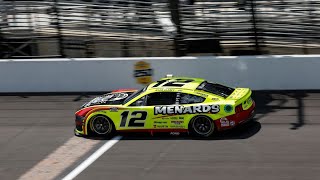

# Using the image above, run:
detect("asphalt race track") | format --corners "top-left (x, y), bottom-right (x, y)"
top-left (1, 91), bottom-right (320, 180)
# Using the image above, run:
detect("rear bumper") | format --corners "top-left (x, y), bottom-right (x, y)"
top-left (216, 101), bottom-right (256, 130)
top-left (238, 107), bottom-right (256, 125)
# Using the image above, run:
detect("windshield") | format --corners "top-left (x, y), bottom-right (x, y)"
top-left (122, 86), bottom-right (147, 104)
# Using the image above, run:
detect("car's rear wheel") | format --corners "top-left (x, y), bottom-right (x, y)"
top-left (189, 115), bottom-right (215, 137)
top-left (89, 115), bottom-right (114, 136)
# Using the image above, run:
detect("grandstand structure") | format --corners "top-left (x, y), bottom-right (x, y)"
top-left (0, 0), bottom-right (319, 58)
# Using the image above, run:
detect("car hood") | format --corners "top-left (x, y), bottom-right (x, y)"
top-left (81, 91), bottom-right (135, 108)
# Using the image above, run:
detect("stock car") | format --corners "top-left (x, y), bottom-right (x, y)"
top-left (74, 76), bottom-right (255, 137)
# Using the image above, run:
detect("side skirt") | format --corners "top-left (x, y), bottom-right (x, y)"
top-left (117, 129), bottom-right (188, 133)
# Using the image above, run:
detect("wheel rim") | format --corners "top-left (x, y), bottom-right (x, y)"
top-left (91, 116), bottom-right (111, 135)
top-left (192, 116), bottom-right (214, 136)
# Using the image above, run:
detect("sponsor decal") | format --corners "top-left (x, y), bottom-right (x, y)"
top-left (109, 107), bottom-right (118, 112)
top-left (155, 125), bottom-right (169, 128)
top-left (153, 115), bottom-right (185, 120)
top-left (154, 121), bottom-right (168, 124)
top-left (212, 98), bottom-right (219, 101)
top-left (220, 117), bottom-right (230, 127)
top-left (154, 105), bottom-right (220, 115)
top-left (195, 92), bottom-right (208, 97)
top-left (224, 105), bottom-right (233, 113)
top-left (171, 120), bottom-right (183, 125)
top-left (170, 132), bottom-right (180, 136)
top-left (133, 61), bottom-right (153, 85)
top-left (160, 117), bottom-right (170, 120)
top-left (230, 121), bottom-right (235, 126)
top-left (170, 125), bottom-right (184, 128)
top-left (155, 88), bottom-right (175, 92)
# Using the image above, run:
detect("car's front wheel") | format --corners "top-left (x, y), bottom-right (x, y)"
top-left (89, 115), bottom-right (114, 136)
top-left (189, 115), bottom-right (215, 137)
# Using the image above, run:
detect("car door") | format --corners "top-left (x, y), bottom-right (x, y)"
top-left (144, 92), bottom-right (179, 129)
top-left (118, 92), bottom-right (178, 130)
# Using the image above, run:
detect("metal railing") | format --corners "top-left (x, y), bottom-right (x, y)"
top-left (0, 0), bottom-right (320, 58)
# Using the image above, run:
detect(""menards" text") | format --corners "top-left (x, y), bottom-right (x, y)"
top-left (154, 105), bottom-right (220, 115)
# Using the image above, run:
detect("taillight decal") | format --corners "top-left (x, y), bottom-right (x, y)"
top-left (235, 105), bottom-right (243, 113)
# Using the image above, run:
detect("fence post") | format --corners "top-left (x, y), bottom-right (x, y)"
top-left (0, 0), bottom-right (4, 58)
top-left (249, 0), bottom-right (261, 54)
top-left (53, 0), bottom-right (65, 57)
top-left (303, 0), bottom-right (313, 54)
top-left (0, 30), bottom-right (3, 59)
top-left (168, 0), bottom-right (185, 56)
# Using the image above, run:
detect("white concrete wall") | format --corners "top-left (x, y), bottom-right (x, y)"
top-left (0, 55), bottom-right (319, 92)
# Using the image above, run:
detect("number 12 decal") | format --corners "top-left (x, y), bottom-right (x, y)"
top-left (120, 111), bottom-right (147, 127)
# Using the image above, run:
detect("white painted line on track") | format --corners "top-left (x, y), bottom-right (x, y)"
top-left (18, 136), bottom-right (101, 180)
top-left (62, 135), bottom-right (122, 180)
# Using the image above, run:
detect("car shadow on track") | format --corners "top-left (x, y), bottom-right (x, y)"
top-left (252, 90), bottom-right (309, 130)
top-left (84, 121), bottom-right (261, 141)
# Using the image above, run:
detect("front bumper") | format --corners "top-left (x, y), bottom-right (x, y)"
top-left (74, 128), bottom-right (86, 137)
top-left (74, 115), bottom-right (86, 136)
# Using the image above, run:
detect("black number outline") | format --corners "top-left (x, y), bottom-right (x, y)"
top-left (153, 79), bottom-right (194, 88)
top-left (162, 79), bottom-right (194, 87)
top-left (120, 111), bottom-right (147, 127)
top-left (120, 111), bottom-right (129, 127)
top-left (128, 111), bottom-right (147, 127)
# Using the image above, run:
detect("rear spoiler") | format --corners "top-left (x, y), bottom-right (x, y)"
top-left (226, 88), bottom-right (252, 103)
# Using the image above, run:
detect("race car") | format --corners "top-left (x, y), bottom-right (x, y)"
top-left (74, 76), bottom-right (255, 137)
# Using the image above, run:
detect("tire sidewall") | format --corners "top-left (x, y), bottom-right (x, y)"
top-left (89, 115), bottom-right (115, 136)
top-left (189, 115), bottom-right (215, 137)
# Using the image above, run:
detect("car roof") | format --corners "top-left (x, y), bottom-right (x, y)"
top-left (147, 77), bottom-right (206, 91)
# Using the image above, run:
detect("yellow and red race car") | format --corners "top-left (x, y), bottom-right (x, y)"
top-left (74, 76), bottom-right (255, 137)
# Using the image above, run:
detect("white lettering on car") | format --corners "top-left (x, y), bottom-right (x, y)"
top-left (175, 106), bottom-right (184, 114)
top-left (167, 106), bottom-right (174, 114)
top-left (211, 105), bottom-right (220, 113)
top-left (154, 106), bottom-right (167, 115)
top-left (183, 106), bottom-right (193, 114)
top-left (202, 105), bottom-right (211, 113)
top-left (193, 105), bottom-right (202, 113)
top-left (154, 105), bottom-right (220, 115)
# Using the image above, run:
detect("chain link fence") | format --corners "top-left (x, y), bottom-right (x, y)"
top-left (0, 0), bottom-right (320, 58)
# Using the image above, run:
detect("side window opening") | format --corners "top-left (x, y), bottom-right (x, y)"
top-left (178, 93), bottom-right (205, 104)
top-left (146, 92), bottom-right (177, 106)
top-left (123, 86), bottom-right (147, 105)
top-left (129, 95), bottom-right (147, 106)
top-left (129, 92), bottom-right (177, 106)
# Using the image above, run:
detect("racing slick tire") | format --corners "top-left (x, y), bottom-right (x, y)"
top-left (189, 115), bottom-right (215, 137)
top-left (89, 115), bottom-right (115, 136)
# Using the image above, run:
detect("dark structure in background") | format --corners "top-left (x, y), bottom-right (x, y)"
top-left (0, 0), bottom-right (319, 58)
